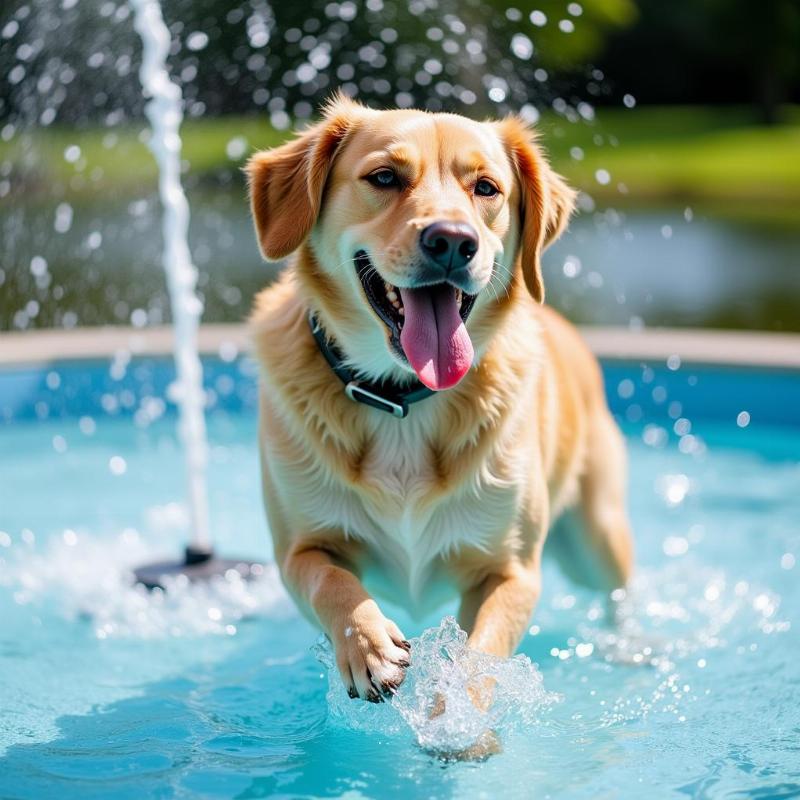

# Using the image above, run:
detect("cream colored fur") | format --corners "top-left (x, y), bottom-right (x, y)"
top-left (247, 97), bottom-right (634, 722)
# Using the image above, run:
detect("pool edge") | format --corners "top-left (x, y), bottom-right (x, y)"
top-left (0, 324), bottom-right (799, 369)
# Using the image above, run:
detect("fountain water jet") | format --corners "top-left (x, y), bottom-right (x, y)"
top-left (128, 0), bottom-right (259, 589)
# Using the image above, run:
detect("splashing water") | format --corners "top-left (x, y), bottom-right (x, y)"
top-left (128, 0), bottom-right (210, 548)
top-left (1, 528), bottom-right (291, 640)
top-left (580, 563), bottom-right (787, 673)
top-left (312, 565), bottom-right (789, 752)
top-left (315, 616), bottom-right (559, 753)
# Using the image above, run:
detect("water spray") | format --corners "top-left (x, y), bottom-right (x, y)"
top-left (128, 0), bottom-right (259, 589)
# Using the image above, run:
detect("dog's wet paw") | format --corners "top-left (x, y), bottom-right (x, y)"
top-left (432, 730), bottom-right (502, 762)
top-left (332, 600), bottom-right (411, 701)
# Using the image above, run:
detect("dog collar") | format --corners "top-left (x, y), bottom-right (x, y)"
top-left (308, 313), bottom-right (434, 418)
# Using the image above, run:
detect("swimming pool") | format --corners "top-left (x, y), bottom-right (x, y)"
top-left (1, 353), bottom-right (798, 799)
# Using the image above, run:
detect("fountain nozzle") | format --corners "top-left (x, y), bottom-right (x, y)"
top-left (133, 546), bottom-right (261, 591)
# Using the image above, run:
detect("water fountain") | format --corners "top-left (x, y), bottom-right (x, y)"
top-left (127, 0), bottom-right (258, 589)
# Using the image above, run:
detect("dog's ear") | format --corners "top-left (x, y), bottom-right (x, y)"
top-left (246, 95), bottom-right (362, 260)
top-left (499, 117), bottom-right (577, 303)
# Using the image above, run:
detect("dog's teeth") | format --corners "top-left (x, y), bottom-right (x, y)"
top-left (384, 281), bottom-right (392, 292)
top-left (387, 290), bottom-right (398, 302)
top-left (398, 308), bottom-right (404, 316)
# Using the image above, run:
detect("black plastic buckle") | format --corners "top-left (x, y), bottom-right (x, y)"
top-left (344, 381), bottom-right (408, 418)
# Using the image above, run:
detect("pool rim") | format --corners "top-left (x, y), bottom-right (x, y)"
top-left (0, 324), bottom-right (798, 370)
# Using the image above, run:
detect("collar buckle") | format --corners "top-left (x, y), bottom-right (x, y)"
top-left (344, 381), bottom-right (408, 419)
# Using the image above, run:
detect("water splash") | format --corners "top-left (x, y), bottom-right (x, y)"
top-left (315, 616), bottom-right (559, 753)
top-left (531, 562), bottom-right (792, 730)
top-left (579, 563), bottom-right (788, 672)
top-left (129, 0), bottom-right (210, 549)
top-left (310, 564), bottom-right (790, 750)
top-left (2, 529), bottom-right (291, 639)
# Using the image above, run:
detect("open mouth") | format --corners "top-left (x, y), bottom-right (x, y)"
top-left (355, 251), bottom-right (478, 391)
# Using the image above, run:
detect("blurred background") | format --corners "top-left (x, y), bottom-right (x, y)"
top-left (1, 0), bottom-right (798, 335)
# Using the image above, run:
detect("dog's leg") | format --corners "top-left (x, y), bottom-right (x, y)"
top-left (546, 412), bottom-right (633, 592)
top-left (459, 559), bottom-right (542, 659)
top-left (575, 409), bottom-right (634, 590)
top-left (434, 559), bottom-right (541, 759)
top-left (281, 542), bottom-right (411, 702)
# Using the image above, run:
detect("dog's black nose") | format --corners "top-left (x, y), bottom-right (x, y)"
top-left (419, 221), bottom-right (478, 273)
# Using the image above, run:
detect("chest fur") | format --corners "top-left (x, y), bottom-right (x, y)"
top-left (265, 404), bottom-right (529, 604)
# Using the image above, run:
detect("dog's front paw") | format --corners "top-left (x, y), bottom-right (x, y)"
top-left (434, 729), bottom-right (502, 762)
top-left (331, 600), bottom-right (411, 702)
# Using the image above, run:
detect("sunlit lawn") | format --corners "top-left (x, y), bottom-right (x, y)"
top-left (544, 106), bottom-right (800, 225)
top-left (4, 105), bottom-right (800, 224)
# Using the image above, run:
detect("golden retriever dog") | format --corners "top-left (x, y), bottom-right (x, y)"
top-left (247, 94), bottom-right (634, 711)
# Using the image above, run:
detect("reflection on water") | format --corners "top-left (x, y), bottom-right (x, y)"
top-left (3, 183), bottom-right (800, 332)
top-left (548, 207), bottom-right (800, 331)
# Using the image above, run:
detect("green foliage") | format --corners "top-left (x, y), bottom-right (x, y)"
top-left (551, 106), bottom-right (800, 212)
top-left (488, 0), bottom-right (638, 68)
top-left (595, 0), bottom-right (800, 123)
top-left (4, 106), bottom-right (799, 227)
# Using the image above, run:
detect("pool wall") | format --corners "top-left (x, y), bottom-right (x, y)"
top-left (1, 325), bottom-right (799, 429)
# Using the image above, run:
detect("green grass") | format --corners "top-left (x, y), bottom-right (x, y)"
top-left (4, 105), bottom-right (800, 224)
top-left (545, 106), bottom-right (800, 212)
top-left (1, 115), bottom-right (288, 191)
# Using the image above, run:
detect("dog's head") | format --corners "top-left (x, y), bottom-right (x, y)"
top-left (247, 94), bottom-right (575, 390)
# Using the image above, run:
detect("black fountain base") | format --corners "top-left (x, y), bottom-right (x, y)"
top-left (133, 544), bottom-right (262, 590)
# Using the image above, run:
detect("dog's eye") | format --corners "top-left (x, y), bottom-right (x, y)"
top-left (366, 169), bottom-right (400, 189)
top-left (475, 179), bottom-right (499, 197)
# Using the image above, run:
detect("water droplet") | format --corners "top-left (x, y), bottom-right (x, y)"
top-left (595, 169), bottom-right (611, 185)
top-left (510, 33), bottom-right (533, 60)
top-left (109, 456), bottom-right (127, 476)
top-left (54, 202), bottom-right (73, 233)
top-left (673, 418), bottom-right (691, 436)
top-left (736, 411), bottom-right (750, 428)
top-left (658, 474), bottom-right (690, 506)
top-left (663, 537), bottom-right (689, 557)
top-left (530, 10), bottom-right (547, 26)
top-left (186, 31), bottom-right (209, 51)
top-left (617, 379), bottom-right (635, 399)
top-left (225, 136), bottom-right (248, 160)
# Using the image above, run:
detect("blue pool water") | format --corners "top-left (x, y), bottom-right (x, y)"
top-left (0, 355), bottom-right (798, 799)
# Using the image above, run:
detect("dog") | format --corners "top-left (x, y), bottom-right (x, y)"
top-left (247, 93), bottom-right (634, 707)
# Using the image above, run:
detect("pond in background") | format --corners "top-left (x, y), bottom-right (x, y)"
top-left (2, 183), bottom-right (799, 332)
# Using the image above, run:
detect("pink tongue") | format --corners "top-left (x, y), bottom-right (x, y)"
top-left (399, 285), bottom-right (474, 390)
